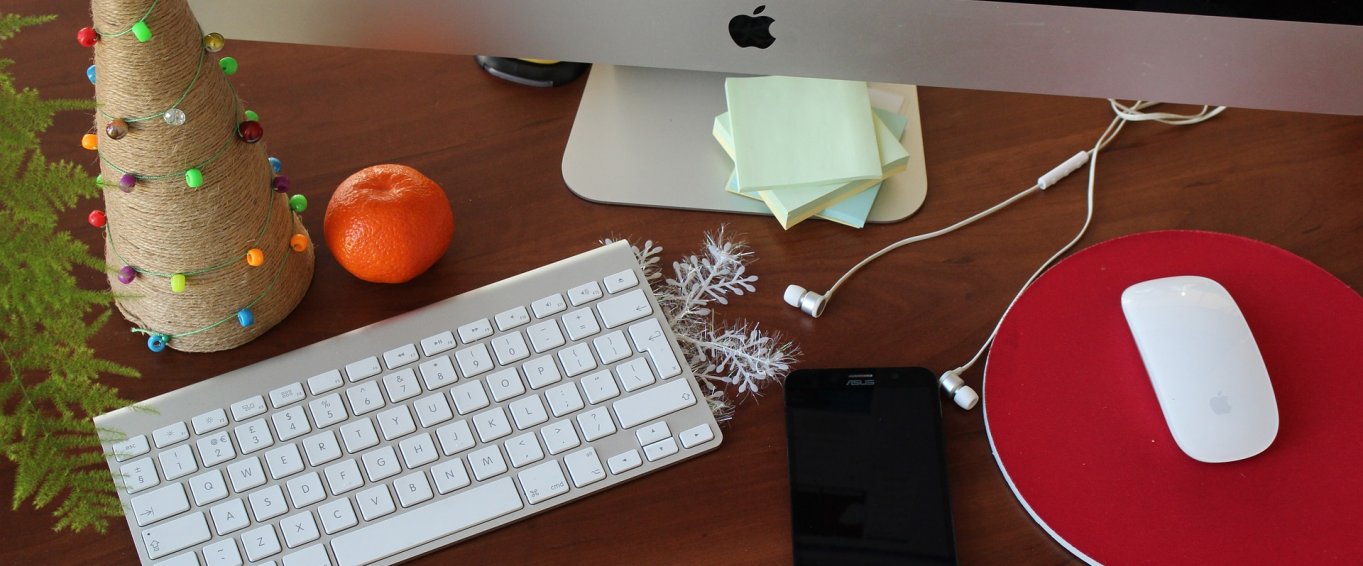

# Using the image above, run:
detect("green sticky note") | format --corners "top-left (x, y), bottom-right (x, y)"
top-left (725, 76), bottom-right (882, 192)
top-left (815, 111), bottom-right (909, 228)
top-left (715, 108), bottom-right (909, 229)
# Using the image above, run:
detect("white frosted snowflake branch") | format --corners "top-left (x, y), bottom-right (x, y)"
top-left (665, 227), bottom-right (758, 324)
top-left (683, 323), bottom-right (799, 396)
top-left (607, 228), bottom-right (798, 422)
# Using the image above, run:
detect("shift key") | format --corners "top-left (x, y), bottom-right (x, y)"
top-left (140, 511), bottom-right (210, 559)
top-left (612, 379), bottom-right (697, 429)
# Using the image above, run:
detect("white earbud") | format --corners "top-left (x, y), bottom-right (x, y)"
top-left (784, 285), bottom-right (827, 318)
top-left (938, 369), bottom-right (979, 410)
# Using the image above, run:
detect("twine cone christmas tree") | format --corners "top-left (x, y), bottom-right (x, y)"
top-left (88, 0), bottom-right (313, 352)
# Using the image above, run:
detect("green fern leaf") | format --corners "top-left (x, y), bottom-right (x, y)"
top-left (0, 13), bottom-right (139, 534)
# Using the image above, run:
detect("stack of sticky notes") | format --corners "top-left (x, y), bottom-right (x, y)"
top-left (714, 76), bottom-right (910, 229)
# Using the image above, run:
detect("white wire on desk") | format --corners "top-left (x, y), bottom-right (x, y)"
top-left (785, 99), bottom-right (1226, 409)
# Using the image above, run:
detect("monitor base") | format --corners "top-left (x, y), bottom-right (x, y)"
top-left (562, 65), bottom-right (928, 224)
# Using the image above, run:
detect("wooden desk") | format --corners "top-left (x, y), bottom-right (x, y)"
top-left (5, 2), bottom-right (1361, 563)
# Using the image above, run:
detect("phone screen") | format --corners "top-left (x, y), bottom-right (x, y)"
top-left (784, 367), bottom-right (957, 565)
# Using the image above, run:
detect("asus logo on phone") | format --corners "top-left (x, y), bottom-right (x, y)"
top-left (846, 378), bottom-right (875, 386)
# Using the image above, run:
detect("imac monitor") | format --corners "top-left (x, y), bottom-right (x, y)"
top-left (190, 1), bottom-right (1363, 218)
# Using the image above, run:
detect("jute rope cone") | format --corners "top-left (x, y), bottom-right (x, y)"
top-left (92, 0), bottom-right (313, 352)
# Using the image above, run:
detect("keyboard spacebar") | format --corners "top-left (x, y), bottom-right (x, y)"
top-left (330, 477), bottom-right (523, 566)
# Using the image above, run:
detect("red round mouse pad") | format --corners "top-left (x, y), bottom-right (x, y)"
top-left (984, 230), bottom-right (1363, 564)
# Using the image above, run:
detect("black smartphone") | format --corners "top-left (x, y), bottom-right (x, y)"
top-left (784, 367), bottom-right (957, 565)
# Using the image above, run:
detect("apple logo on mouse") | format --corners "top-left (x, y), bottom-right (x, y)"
top-left (729, 5), bottom-right (776, 49)
top-left (1210, 391), bottom-right (1232, 415)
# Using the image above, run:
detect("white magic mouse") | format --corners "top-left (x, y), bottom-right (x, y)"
top-left (1120, 275), bottom-right (1279, 463)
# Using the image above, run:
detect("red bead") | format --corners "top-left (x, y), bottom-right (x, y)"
top-left (77, 27), bottom-right (99, 48)
top-left (237, 120), bottom-right (264, 144)
top-left (88, 210), bottom-right (107, 228)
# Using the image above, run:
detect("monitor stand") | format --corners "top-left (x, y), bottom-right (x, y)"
top-left (562, 65), bottom-right (927, 223)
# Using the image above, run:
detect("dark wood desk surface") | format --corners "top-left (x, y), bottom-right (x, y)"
top-left (6, 2), bottom-right (1362, 564)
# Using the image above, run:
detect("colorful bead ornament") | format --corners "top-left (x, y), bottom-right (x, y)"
top-left (269, 156), bottom-right (282, 174)
top-left (220, 56), bottom-right (238, 75)
top-left (119, 173), bottom-right (137, 191)
top-left (77, 27), bottom-right (99, 47)
top-left (106, 118), bottom-right (129, 140)
top-left (202, 32), bottom-right (225, 53)
top-left (87, 65), bottom-right (96, 84)
top-left (128, 222), bottom-right (300, 350)
top-left (117, 266), bottom-right (137, 284)
top-left (271, 175), bottom-right (290, 193)
top-left (246, 248), bottom-right (265, 267)
top-left (88, 210), bottom-right (107, 228)
top-left (244, 110), bottom-right (259, 122)
top-left (81, 133), bottom-right (98, 150)
top-left (237, 120), bottom-right (263, 143)
top-left (289, 194), bottom-right (308, 213)
top-left (164, 108), bottom-right (186, 126)
top-left (170, 273), bottom-right (187, 293)
top-left (131, 20), bottom-right (152, 43)
top-left (185, 168), bottom-right (204, 188)
top-left (290, 234), bottom-right (309, 252)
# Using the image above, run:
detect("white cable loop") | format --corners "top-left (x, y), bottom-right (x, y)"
top-left (789, 99), bottom-right (1226, 407)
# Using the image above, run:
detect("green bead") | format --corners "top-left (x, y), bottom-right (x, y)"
top-left (185, 168), bottom-right (204, 188)
top-left (170, 273), bottom-right (186, 293)
top-left (132, 21), bottom-right (152, 43)
top-left (244, 110), bottom-right (258, 121)
top-left (289, 194), bottom-right (308, 213)
top-left (220, 56), bottom-right (238, 75)
top-left (96, 174), bottom-right (103, 186)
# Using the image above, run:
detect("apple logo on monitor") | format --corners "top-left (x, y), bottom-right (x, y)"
top-left (729, 5), bottom-right (775, 49)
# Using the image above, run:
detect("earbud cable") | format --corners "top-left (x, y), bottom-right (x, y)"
top-left (809, 100), bottom-right (1226, 394)
top-left (945, 101), bottom-right (1224, 380)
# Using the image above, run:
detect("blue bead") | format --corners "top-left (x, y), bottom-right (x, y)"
top-left (87, 65), bottom-right (96, 84)
top-left (237, 308), bottom-right (255, 327)
top-left (269, 156), bottom-right (282, 174)
top-left (147, 334), bottom-right (168, 352)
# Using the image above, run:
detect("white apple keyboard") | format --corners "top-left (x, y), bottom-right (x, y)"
top-left (95, 241), bottom-right (723, 565)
